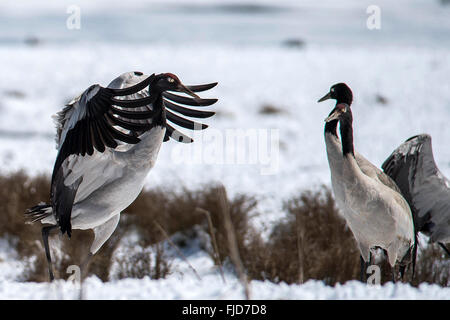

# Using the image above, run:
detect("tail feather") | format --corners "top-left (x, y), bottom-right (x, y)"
top-left (25, 202), bottom-right (53, 224)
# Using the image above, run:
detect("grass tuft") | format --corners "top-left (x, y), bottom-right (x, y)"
top-left (0, 172), bottom-right (447, 287)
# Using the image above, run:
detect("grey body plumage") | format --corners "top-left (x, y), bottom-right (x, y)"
top-left (325, 120), bottom-right (414, 267)
top-left (320, 84), bottom-right (415, 280)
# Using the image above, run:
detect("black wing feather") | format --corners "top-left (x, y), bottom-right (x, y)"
top-left (106, 113), bottom-right (154, 131)
top-left (164, 100), bottom-right (215, 118)
top-left (51, 167), bottom-right (82, 238)
top-left (166, 110), bottom-right (208, 130)
top-left (163, 92), bottom-right (217, 106)
top-left (110, 107), bottom-right (155, 119)
top-left (106, 125), bottom-right (141, 144)
top-left (110, 74), bottom-right (155, 96)
top-left (161, 82), bottom-right (218, 143)
top-left (89, 121), bottom-right (103, 153)
top-left (186, 82), bottom-right (218, 93)
top-left (85, 120), bottom-right (94, 156)
top-left (96, 118), bottom-right (118, 149)
top-left (80, 120), bottom-right (87, 156)
top-left (111, 96), bottom-right (156, 108)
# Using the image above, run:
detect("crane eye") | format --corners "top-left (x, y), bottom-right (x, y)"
top-left (338, 104), bottom-right (347, 112)
top-left (167, 77), bottom-right (175, 83)
top-left (330, 88), bottom-right (335, 92)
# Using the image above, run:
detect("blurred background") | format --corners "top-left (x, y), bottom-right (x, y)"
top-left (2, 0), bottom-right (450, 47)
top-left (1, 0), bottom-right (449, 224)
top-left (0, 0), bottom-right (449, 194)
top-left (0, 0), bottom-right (449, 297)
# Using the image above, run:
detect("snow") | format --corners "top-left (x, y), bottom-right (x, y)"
top-left (1, 249), bottom-right (449, 300)
top-left (0, 0), bottom-right (449, 299)
top-left (1, 0), bottom-right (450, 47)
top-left (3, 276), bottom-right (450, 300)
top-left (0, 239), bottom-right (27, 283)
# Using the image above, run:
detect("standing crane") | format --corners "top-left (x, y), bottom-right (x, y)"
top-left (319, 83), bottom-right (415, 281)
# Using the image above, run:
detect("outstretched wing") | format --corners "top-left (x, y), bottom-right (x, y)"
top-left (51, 74), bottom-right (158, 236)
top-left (51, 72), bottom-right (218, 236)
top-left (356, 153), bottom-right (402, 194)
top-left (162, 82), bottom-right (217, 143)
top-left (106, 75), bottom-right (218, 144)
top-left (382, 134), bottom-right (450, 243)
top-left (54, 74), bottom-right (158, 171)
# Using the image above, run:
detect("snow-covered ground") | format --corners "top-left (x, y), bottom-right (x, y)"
top-left (1, 236), bottom-right (449, 300)
top-left (2, 262), bottom-right (450, 300)
top-left (0, 0), bottom-right (449, 299)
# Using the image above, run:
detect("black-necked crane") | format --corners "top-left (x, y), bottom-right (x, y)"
top-left (318, 83), bottom-right (415, 281)
top-left (382, 134), bottom-right (450, 257)
top-left (26, 71), bottom-right (218, 281)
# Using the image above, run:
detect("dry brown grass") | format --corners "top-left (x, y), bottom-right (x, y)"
top-left (0, 172), bottom-right (256, 282)
top-left (240, 187), bottom-right (361, 285)
top-left (115, 242), bottom-right (171, 280)
top-left (0, 171), bottom-right (448, 287)
top-left (0, 171), bottom-right (49, 257)
top-left (0, 171), bottom-right (173, 281)
top-left (412, 242), bottom-right (450, 287)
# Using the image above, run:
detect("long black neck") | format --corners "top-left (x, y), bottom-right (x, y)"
top-left (324, 118), bottom-right (338, 136)
top-left (149, 81), bottom-right (166, 127)
top-left (339, 110), bottom-right (354, 156)
top-left (151, 94), bottom-right (166, 127)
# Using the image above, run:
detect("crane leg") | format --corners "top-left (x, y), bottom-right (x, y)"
top-left (391, 265), bottom-right (397, 283)
top-left (399, 265), bottom-right (406, 281)
top-left (80, 252), bottom-right (93, 280)
top-left (360, 253), bottom-right (371, 283)
top-left (42, 225), bottom-right (58, 281)
top-left (359, 256), bottom-right (365, 282)
top-left (438, 242), bottom-right (450, 257)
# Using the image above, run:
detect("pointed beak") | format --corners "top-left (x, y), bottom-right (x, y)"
top-left (324, 107), bottom-right (341, 122)
top-left (318, 92), bottom-right (332, 103)
top-left (178, 83), bottom-right (201, 100)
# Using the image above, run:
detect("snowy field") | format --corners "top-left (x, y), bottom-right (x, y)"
top-left (0, 0), bottom-right (449, 299)
top-left (1, 237), bottom-right (449, 300)
top-left (2, 264), bottom-right (450, 300)
top-left (1, 43), bottom-right (449, 232)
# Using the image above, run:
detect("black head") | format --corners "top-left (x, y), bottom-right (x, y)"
top-left (154, 73), bottom-right (200, 99)
top-left (317, 83), bottom-right (353, 105)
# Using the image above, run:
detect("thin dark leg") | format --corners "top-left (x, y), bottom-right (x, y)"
top-left (411, 238), bottom-right (418, 281)
top-left (360, 256), bottom-right (365, 282)
top-left (391, 265), bottom-right (397, 283)
top-left (360, 253), bottom-right (372, 283)
top-left (399, 265), bottom-right (406, 281)
top-left (80, 252), bottom-right (93, 280)
top-left (42, 225), bottom-right (58, 282)
top-left (366, 252), bottom-right (372, 283)
top-left (438, 242), bottom-right (450, 257)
